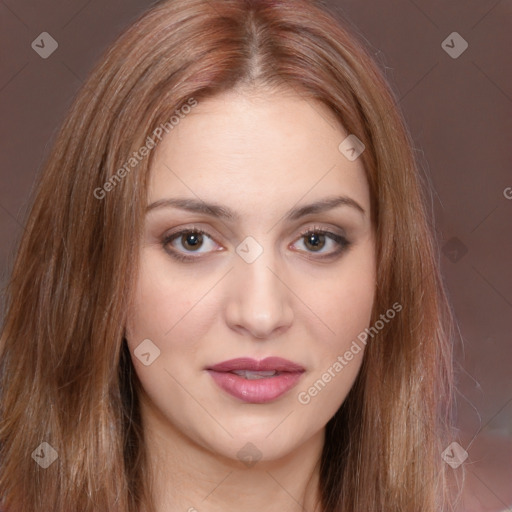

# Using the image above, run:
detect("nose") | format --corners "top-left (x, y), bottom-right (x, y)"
top-left (224, 245), bottom-right (294, 339)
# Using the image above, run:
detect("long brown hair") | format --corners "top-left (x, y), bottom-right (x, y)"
top-left (0, 0), bottom-right (455, 510)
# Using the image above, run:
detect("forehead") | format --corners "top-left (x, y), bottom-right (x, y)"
top-left (147, 89), bottom-right (371, 221)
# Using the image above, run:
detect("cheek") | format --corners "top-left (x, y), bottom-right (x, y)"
top-left (322, 272), bottom-right (374, 328)
top-left (308, 240), bottom-right (376, 352)
top-left (295, 255), bottom-right (375, 420)
top-left (331, 274), bottom-right (375, 347)
top-left (124, 254), bottom-right (215, 408)
top-left (295, 240), bottom-right (375, 408)
top-left (125, 250), bottom-right (213, 343)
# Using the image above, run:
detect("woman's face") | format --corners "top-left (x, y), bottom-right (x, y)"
top-left (125, 88), bottom-right (376, 463)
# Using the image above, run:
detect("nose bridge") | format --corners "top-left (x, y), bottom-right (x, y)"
top-left (225, 238), bottom-right (293, 338)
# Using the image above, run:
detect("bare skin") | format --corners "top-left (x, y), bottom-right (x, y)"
top-left (126, 87), bottom-right (376, 512)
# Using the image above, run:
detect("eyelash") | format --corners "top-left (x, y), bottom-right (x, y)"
top-left (162, 225), bottom-right (351, 263)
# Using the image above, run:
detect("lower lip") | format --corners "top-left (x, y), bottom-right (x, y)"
top-left (207, 370), bottom-right (304, 403)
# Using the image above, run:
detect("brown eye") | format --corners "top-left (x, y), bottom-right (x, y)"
top-left (179, 232), bottom-right (204, 251)
top-left (162, 228), bottom-right (221, 262)
top-left (303, 232), bottom-right (326, 252)
top-left (292, 228), bottom-right (351, 258)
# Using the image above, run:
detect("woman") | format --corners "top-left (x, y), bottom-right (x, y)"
top-left (0, 0), bottom-right (456, 510)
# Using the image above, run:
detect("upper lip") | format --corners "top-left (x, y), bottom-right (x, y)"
top-left (206, 357), bottom-right (305, 373)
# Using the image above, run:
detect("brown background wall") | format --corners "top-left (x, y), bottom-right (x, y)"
top-left (1, 0), bottom-right (511, 509)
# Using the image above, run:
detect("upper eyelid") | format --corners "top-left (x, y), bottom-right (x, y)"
top-left (166, 224), bottom-right (344, 244)
top-left (298, 224), bottom-right (344, 236)
top-left (164, 227), bottom-right (217, 246)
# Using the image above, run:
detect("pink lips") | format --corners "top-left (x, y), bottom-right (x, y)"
top-left (206, 357), bottom-right (305, 404)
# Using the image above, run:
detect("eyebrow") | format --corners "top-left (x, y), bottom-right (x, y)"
top-left (145, 195), bottom-right (366, 220)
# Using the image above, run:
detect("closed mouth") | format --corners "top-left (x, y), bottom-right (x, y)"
top-left (206, 356), bottom-right (305, 374)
